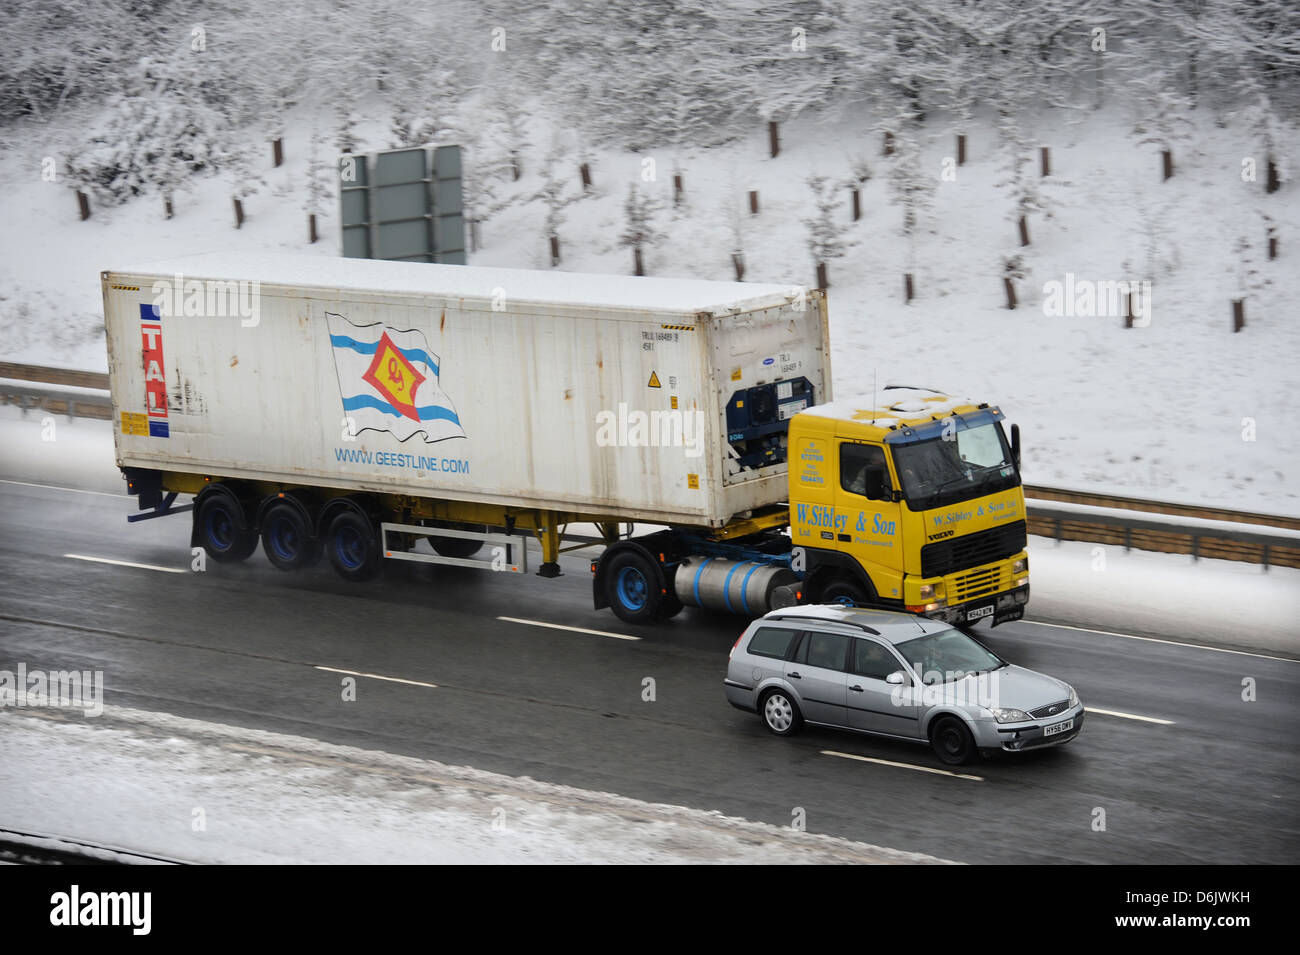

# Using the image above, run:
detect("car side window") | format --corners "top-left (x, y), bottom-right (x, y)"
top-left (747, 627), bottom-right (798, 660)
top-left (852, 639), bottom-right (902, 680)
top-left (802, 631), bottom-right (851, 671)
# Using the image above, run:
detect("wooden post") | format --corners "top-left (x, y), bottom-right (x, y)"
top-left (272, 138), bottom-right (283, 168)
top-left (1124, 292), bottom-right (1133, 328)
top-left (1266, 157), bottom-right (1280, 194)
top-left (233, 197), bottom-right (244, 229)
top-left (1004, 277), bottom-right (1018, 310)
top-left (1040, 146), bottom-right (1051, 177)
top-left (904, 273), bottom-right (915, 303)
top-left (77, 190), bottom-right (90, 221)
top-left (673, 174), bottom-right (684, 206)
top-left (549, 234), bottom-right (560, 266)
top-left (748, 190), bottom-right (759, 215)
top-left (1268, 228), bottom-right (1278, 260)
top-left (308, 213), bottom-right (317, 244)
top-left (1232, 299), bottom-right (1244, 333)
top-left (768, 121), bottom-right (779, 158)
top-left (957, 134), bottom-right (967, 166)
top-left (883, 131), bottom-right (894, 157)
top-left (1162, 149), bottom-right (1173, 181)
top-left (164, 196), bottom-right (173, 220)
top-left (633, 245), bottom-right (644, 277)
top-left (1018, 215), bottom-right (1030, 247)
top-left (816, 262), bottom-right (828, 289)
top-left (579, 163), bottom-right (592, 190)
top-left (851, 188), bottom-right (861, 222)
top-left (470, 218), bottom-right (481, 253)
top-left (511, 156), bottom-right (521, 181)
top-left (732, 252), bottom-right (745, 281)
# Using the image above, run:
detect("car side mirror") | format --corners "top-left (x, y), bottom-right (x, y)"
top-left (886, 671), bottom-right (907, 685)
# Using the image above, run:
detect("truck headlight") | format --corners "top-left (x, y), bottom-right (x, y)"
top-left (919, 584), bottom-right (935, 599)
top-left (990, 707), bottom-right (1033, 724)
top-left (1013, 558), bottom-right (1027, 574)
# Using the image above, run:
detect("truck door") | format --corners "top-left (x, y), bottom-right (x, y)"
top-left (834, 441), bottom-right (902, 598)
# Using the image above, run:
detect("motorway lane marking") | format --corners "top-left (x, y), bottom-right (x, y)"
top-left (1084, 706), bottom-right (1175, 725)
top-left (1024, 619), bottom-right (1299, 664)
top-left (821, 750), bottom-right (984, 781)
top-left (314, 666), bottom-right (439, 689)
top-left (0, 479), bottom-right (124, 498)
top-left (64, 553), bottom-right (185, 574)
top-left (497, 616), bottom-right (641, 641)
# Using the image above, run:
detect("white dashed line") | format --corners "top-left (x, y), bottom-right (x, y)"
top-left (497, 616), bottom-right (641, 641)
top-left (821, 750), bottom-right (984, 781)
top-left (314, 666), bottom-right (438, 689)
top-left (65, 553), bottom-right (185, 574)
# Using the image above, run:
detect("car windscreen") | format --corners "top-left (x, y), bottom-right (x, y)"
top-left (894, 629), bottom-right (1005, 684)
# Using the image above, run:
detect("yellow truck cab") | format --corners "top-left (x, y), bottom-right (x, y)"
top-left (788, 387), bottom-right (1030, 628)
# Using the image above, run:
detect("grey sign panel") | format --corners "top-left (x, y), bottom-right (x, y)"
top-left (339, 144), bottom-right (465, 263)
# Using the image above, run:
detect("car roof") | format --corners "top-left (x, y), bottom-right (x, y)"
top-left (759, 604), bottom-right (949, 645)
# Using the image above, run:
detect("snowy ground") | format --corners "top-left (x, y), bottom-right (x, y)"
top-left (0, 706), bottom-right (952, 864)
top-left (1, 102), bottom-right (1297, 515)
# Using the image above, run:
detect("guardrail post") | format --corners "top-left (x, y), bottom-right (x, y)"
top-left (1123, 525), bottom-right (1131, 552)
top-left (1191, 534), bottom-right (1199, 562)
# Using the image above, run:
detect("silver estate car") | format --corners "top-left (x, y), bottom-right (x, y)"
top-left (724, 605), bottom-right (1083, 765)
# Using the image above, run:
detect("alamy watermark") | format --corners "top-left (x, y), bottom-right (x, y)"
top-left (0, 663), bottom-right (103, 716)
top-left (595, 403), bottom-right (705, 458)
top-left (151, 272), bottom-right (261, 327)
top-left (1042, 273), bottom-right (1151, 327)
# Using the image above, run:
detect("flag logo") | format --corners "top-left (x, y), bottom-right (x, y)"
top-left (327, 312), bottom-right (465, 443)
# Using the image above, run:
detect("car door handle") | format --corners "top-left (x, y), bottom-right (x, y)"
top-left (850, 685), bottom-right (864, 692)
top-left (788, 671), bottom-right (802, 679)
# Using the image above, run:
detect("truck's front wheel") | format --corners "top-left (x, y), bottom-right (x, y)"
top-left (325, 511), bottom-right (381, 582)
top-left (821, 578), bottom-right (869, 608)
top-left (604, 551), bottom-right (662, 625)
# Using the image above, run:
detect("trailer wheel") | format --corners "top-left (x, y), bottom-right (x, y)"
top-left (604, 551), bottom-right (661, 624)
top-left (196, 492), bottom-right (257, 563)
top-left (261, 501), bottom-right (320, 571)
top-left (325, 511), bottom-right (381, 582)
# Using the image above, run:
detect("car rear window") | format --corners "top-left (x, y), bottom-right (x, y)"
top-left (746, 627), bottom-right (796, 660)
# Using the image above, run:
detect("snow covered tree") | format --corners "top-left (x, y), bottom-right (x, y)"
top-left (620, 183), bottom-right (660, 275)
top-left (803, 173), bottom-right (847, 283)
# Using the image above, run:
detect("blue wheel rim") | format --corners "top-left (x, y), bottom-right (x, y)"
top-left (335, 525), bottom-right (365, 569)
top-left (205, 505), bottom-right (235, 550)
top-left (615, 566), bottom-right (648, 611)
top-left (270, 516), bottom-right (299, 560)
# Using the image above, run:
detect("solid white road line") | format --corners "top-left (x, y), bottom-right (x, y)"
top-left (1, 479), bottom-right (123, 498)
top-left (314, 666), bottom-right (439, 689)
top-left (64, 553), bottom-right (185, 574)
top-left (497, 615), bottom-right (641, 641)
top-left (821, 750), bottom-right (984, 781)
top-left (1023, 619), bottom-right (1299, 664)
top-left (1085, 706), bottom-right (1175, 725)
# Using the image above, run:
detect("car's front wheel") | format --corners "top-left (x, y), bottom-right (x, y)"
top-left (930, 715), bottom-right (975, 765)
top-left (760, 689), bottom-right (803, 736)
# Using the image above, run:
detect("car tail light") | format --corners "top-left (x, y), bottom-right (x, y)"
top-left (729, 633), bottom-right (745, 659)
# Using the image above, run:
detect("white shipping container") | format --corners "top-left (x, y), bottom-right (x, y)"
top-left (103, 253), bottom-right (831, 527)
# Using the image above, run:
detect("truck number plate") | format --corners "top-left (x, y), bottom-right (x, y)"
top-left (967, 604), bottom-right (993, 621)
top-left (1043, 718), bottom-right (1074, 737)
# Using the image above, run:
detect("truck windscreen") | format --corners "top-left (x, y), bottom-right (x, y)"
top-left (891, 422), bottom-right (1018, 511)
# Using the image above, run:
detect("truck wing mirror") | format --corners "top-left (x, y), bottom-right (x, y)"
top-left (1011, 423), bottom-right (1021, 471)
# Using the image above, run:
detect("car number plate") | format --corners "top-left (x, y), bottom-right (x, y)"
top-left (1043, 718), bottom-right (1074, 737)
top-left (967, 604), bottom-right (993, 621)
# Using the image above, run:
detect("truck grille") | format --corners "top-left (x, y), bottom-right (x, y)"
top-left (921, 520), bottom-right (1026, 578)
top-left (950, 566), bottom-right (1003, 602)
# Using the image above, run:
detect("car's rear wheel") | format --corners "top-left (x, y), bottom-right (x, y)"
top-left (930, 715), bottom-right (975, 765)
top-left (760, 689), bottom-right (803, 736)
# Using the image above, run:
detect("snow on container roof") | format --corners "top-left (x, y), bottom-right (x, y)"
top-left (113, 251), bottom-right (799, 315)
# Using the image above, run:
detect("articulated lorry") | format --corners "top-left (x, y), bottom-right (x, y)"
top-left (103, 252), bottom-right (1029, 627)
